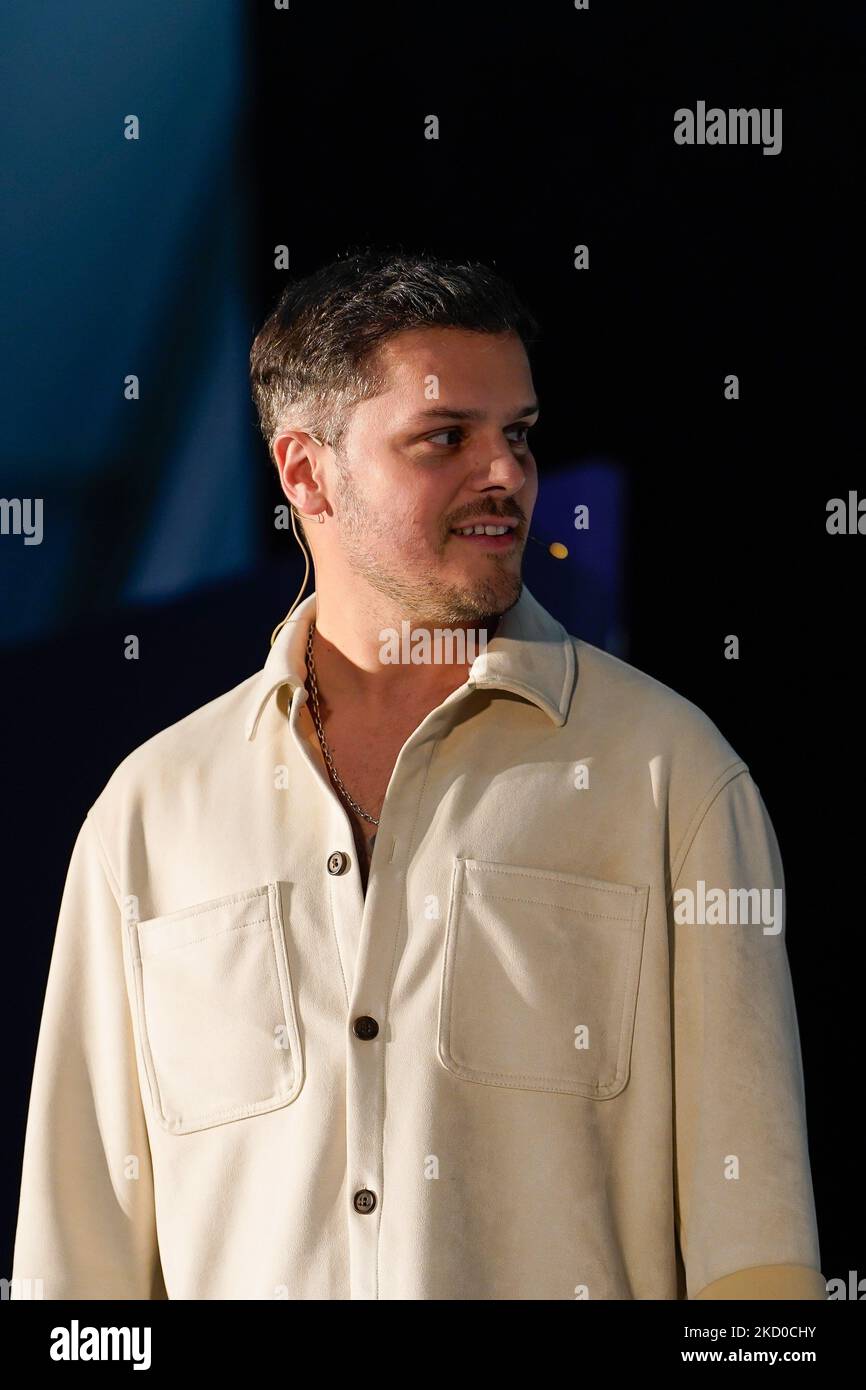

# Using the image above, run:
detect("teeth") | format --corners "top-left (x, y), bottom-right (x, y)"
top-left (455, 524), bottom-right (511, 536)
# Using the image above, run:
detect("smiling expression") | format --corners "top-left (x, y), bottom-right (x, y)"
top-left (324, 326), bottom-right (540, 624)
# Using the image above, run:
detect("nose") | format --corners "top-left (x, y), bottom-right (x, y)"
top-left (474, 439), bottom-right (530, 497)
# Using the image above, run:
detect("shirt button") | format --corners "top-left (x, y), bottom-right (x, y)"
top-left (353, 1189), bottom-right (377, 1215)
top-left (353, 1015), bottom-right (379, 1040)
top-left (327, 851), bottom-right (348, 875)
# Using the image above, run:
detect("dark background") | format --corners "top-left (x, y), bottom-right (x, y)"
top-left (1, 0), bottom-right (862, 1290)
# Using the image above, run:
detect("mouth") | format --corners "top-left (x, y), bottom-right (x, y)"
top-left (449, 520), bottom-right (520, 551)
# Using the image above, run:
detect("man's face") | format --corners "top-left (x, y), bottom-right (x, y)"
top-left (327, 327), bottom-right (539, 625)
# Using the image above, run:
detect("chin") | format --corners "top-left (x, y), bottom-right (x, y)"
top-left (435, 572), bottom-right (523, 625)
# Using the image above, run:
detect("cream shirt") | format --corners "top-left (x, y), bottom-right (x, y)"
top-left (11, 586), bottom-right (825, 1300)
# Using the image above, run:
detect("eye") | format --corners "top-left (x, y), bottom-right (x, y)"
top-left (504, 423), bottom-right (534, 447)
top-left (426, 426), bottom-right (465, 447)
top-left (424, 423), bottom-right (535, 449)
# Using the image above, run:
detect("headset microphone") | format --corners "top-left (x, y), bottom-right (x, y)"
top-left (270, 509), bottom-right (568, 648)
top-left (529, 534), bottom-right (569, 559)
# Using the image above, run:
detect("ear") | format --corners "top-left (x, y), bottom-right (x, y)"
top-left (273, 430), bottom-right (327, 520)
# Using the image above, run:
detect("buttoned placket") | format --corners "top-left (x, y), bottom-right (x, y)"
top-left (285, 672), bottom-right (481, 1299)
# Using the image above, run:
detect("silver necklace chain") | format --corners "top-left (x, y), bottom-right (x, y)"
top-left (305, 621), bottom-right (380, 827)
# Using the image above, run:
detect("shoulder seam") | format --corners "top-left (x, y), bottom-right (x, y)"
top-left (85, 808), bottom-right (122, 908)
top-left (667, 761), bottom-right (750, 904)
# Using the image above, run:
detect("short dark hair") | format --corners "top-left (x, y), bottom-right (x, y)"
top-left (249, 248), bottom-right (540, 461)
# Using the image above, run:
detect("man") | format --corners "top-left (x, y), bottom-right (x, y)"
top-left (12, 251), bottom-right (824, 1300)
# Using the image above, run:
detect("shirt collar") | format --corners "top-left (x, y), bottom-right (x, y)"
top-left (244, 583), bottom-right (576, 740)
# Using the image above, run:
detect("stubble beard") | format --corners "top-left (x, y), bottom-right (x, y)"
top-left (333, 459), bottom-right (523, 627)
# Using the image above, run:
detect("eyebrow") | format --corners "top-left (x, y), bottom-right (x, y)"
top-left (404, 400), bottom-right (540, 426)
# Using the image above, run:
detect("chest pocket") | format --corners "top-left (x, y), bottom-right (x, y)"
top-left (437, 858), bottom-right (649, 1099)
top-left (126, 882), bottom-right (304, 1134)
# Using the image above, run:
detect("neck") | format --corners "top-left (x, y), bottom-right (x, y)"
top-left (307, 574), bottom-right (500, 710)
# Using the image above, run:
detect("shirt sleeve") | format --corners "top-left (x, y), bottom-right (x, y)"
top-left (669, 769), bottom-right (825, 1301)
top-left (11, 812), bottom-right (166, 1299)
